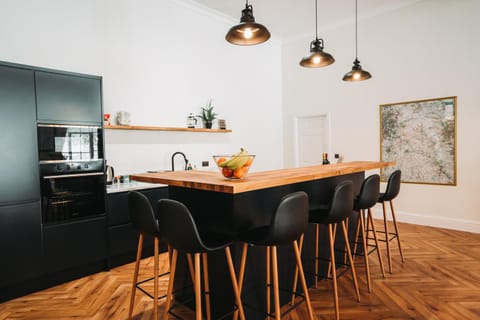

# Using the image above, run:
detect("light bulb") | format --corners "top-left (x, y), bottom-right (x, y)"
top-left (353, 71), bottom-right (361, 80)
top-left (313, 55), bottom-right (321, 64)
top-left (243, 28), bottom-right (253, 39)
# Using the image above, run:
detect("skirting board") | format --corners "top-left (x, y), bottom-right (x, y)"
top-left (371, 207), bottom-right (480, 234)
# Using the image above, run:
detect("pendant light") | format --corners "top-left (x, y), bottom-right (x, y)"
top-left (343, 0), bottom-right (372, 81)
top-left (225, 0), bottom-right (270, 46)
top-left (300, 0), bottom-right (335, 68)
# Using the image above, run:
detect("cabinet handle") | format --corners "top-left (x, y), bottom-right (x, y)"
top-left (43, 172), bottom-right (104, 179)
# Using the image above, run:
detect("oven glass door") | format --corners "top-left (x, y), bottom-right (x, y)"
top-left (38, 124), bottom-right (103, 163)
top-left (41, 172), bottom-right (105, 224)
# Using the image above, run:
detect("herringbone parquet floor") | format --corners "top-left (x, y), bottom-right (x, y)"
top-left (1, 221), bottom-right (479, 320)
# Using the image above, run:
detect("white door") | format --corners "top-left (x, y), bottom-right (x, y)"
top-left (294, 114), bottom-right (330, 167)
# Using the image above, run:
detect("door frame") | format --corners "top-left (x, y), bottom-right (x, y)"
top-left (293, 113), bottom-right (331, 167)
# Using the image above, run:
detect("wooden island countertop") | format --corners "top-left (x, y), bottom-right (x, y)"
top-left (130, 161), bottom-right (394, 194)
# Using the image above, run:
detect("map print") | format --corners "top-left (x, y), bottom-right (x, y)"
top-left (380, 97), bottom-right (456, 185)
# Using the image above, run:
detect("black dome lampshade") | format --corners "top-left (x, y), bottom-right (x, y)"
top-left (342, 59), bottom-right (372, 81)
top-left (343, 0), bottom-right (372, 82)
top-left (299, 0), bottom-right (335, 68)
top-left (225, 1), bottom-right (270, 46)
top-left (300, 38), bottom-right (335, 67)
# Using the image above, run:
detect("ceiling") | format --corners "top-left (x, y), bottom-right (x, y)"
top-left (190, 0), bottom-right (423, 40)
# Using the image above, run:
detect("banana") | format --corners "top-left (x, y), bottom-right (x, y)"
top-left (219, 148), bottom-right (249, 170)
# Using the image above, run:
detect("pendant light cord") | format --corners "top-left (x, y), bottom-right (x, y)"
top-left (315, 0), bottom-right (318, 40)
top-left (355, 0), bottom-right (358, 59)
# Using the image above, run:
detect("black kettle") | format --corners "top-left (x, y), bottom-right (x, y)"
top-left (106, 165), bottom-right (115, 185)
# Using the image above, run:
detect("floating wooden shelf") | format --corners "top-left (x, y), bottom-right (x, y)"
top-left (104, 125), bottom-right (231, 133)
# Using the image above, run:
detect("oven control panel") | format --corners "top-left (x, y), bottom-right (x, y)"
top-left (55, 162), bottom-right (94, 172)
top-left (40, 160), bottom-right (104, 176)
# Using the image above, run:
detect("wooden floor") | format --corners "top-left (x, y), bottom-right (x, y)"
top-left (1, 221), bottom-right (480, 320)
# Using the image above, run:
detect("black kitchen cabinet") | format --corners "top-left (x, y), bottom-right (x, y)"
top-left (35, 71), bottom-right (102, 125)
top-left (107, 187), bottom-right (169, 268)
top-left (0, 65), bottom-right (40, 205)
top-left (43, 216), bottom-right (107, 274)
top-left (0, 61), bottom-right (106, 302)
top-left (0, 202), bottom-right (42, 289)
top-left (0, 64), bottom-right (42, 296)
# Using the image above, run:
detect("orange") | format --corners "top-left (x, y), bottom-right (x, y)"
top-left (243, 157), bottom-right (253, 168)
top-left (233, 167), bottom-right (247, 179)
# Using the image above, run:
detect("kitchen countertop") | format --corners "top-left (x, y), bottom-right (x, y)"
top-left (130, 161), bottom-right (395, 194)
top-left (106, 181), bottom-right (167, 194)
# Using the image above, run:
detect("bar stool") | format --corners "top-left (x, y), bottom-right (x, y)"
top-left (236, 191), bottom-right (315, 320)
top-left (352, 174), bottom-right (386, 293)
top-left (156, 198), bottom-right (245, 320)
top-left (294, 181), bottom-right (360, 320)
top-left (378, 170), bottom-right (405, 273)
top-left (128, 191), bottom-right (170, 320)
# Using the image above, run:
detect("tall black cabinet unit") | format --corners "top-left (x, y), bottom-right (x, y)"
top-left (0, 65), bottom-right (42, 289)
top-left (0, 61), bottom-right (106, 302)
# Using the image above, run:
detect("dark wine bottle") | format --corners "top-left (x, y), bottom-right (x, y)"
top-left (322, 153), bottom-right (330, 165)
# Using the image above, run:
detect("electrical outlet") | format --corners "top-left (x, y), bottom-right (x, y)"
top-left (202, 161), bottom-right (209, 167)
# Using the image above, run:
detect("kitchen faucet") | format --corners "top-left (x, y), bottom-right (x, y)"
top-left (171, 152), bottom-right (188, 171)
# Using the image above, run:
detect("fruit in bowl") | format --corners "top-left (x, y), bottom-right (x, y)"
top-left (213, 149), bottom-right (255, 179)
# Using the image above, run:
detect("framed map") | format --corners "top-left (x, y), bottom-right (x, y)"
top-left (380, 96), bottom-right (457, 185)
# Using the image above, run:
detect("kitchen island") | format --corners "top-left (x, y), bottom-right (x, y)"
top-left (130, 161), bottom-right (393, 319)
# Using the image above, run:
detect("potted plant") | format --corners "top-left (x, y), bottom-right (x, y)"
top-left (197, 99), bottom-right (218, 129)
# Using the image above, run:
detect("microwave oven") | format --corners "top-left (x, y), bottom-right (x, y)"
top-left (37, 124), bottom-right (103, 163)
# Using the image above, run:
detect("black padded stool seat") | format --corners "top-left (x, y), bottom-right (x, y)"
top-left (294, 180), bottom-right (360, 320)
top-left (128, 191), bottom-right (169, 320)
top-left (157, 199), bottom-right (245, 320)
top-left (378, 170), bottom-right (405, 273)
top-left (352, 174), bottom-right (386, 293)
top-left (236, 191), bottom-right (315, 320)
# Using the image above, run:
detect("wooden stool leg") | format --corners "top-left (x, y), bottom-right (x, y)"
top-left (390, 201), bottom-right (405, 263)
top-left (266, 246), bottom-right (271, 317)
top-left (328, 224), bottom-right (340, 320)
top-left (292, 239), bottom-right (315, 320)
top-left (163, 249), bottom-right (178, 320)
top-left (358, 210), bottom-right (371, 292)
top-left (314, 224), bottom-right (320, 288)
top-left (341, 221), bottom-right (360, 302)
top-left (233, 243), bottom-right (248, 320)
top-left (186, 254), bottom-right (196, 283)
top-left (271, 246), bottom-right (281, 320)
top-left (290, 234), bottom-right (304, 305)
top-left (327, 224), bottom-right (338, 279)
top-left (344, 217), bottom-right (349, 263)
top-left (202, 253), bottom-right (211, 320)
top-left (225, 247), bottom-right (246, 320)
top-left (166, 245), bottom-right (174, 307)
top-left (368, 209), bottom-right (386, 277)
top-left (381, 202), bottom-right (393, 274)
top-left (353, 213), bottom-right (362, 256)
top-left (128, 234), bottom-right (143, 320)
top-left (153, 237), bottom-right (159, 320)
top-left (194, 253), bottom-right (202, 320)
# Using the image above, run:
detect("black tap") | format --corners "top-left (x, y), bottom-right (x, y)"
top-left (171, 152), bottom-right (188, 171)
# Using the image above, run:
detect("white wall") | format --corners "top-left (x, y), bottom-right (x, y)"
top-left (0, 0), bottom-right (284, 174)
top-left (102, 0), bottom-right (283, 174)
top-left (282, 0), bottom-right (480, 232)
top-left (0, 0), bottom-right (106, 74)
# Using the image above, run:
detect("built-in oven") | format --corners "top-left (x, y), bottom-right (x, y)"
top-left (37, 124), bottom-right (106, 225)
top-left (40, 166), bottom-right (105, 224)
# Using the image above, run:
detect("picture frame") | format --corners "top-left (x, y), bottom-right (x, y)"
top-left (380, 96), bottom-right (457, 186)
